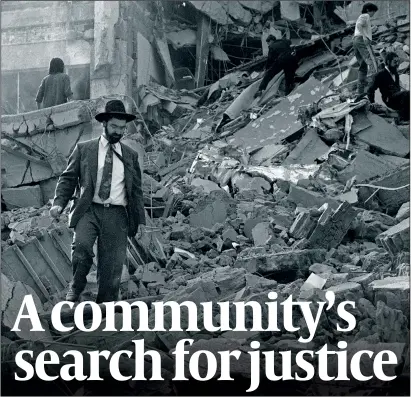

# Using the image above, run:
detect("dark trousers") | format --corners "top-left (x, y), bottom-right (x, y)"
top-left (70, 203), bottom-right (128, 303)
top-left (259, 53), bottom-right (298, 95)
top-left (387, 91), bottom-right (410, 121)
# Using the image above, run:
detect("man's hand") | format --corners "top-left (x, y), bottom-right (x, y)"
top-left (50, 205), bottom-right (63, 219)
top-left (136, 224), bottom-right (146, 240)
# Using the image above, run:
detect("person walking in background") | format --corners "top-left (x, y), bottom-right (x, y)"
top-left (36, 57), bottom-right (73, 109)
top-left (49, 100), bottom-right (146, 303)
top-left (254, 34), bottom-right (298, 98)
top-left (353, 2), bottom-right (379, 99)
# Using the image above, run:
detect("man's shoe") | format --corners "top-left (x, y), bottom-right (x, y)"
top-left (66, 289), bottom-right (79, 302)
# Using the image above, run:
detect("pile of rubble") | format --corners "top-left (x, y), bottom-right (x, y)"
top-left (1, 8), bottom-right (410, 397)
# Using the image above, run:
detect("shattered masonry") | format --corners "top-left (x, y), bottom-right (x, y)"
top-left (1, 0), bottom-right (410, 395)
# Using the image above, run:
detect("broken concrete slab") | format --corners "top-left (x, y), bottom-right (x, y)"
top-left (190, 190), bottom-right (237, 230)
top-left (252, 222), bottom-right (273, 247)
top-left (2, 185), bottom-right (43, 208)
top-left (380, 155), bottom-right (410, 167)
top-left (250, 144), bottom-right (287, 166)
top-left (231, 77), bottom-right (333, 153)
top-left (190, 1), bottom-right (232, 25)
top-left (369, 276), bottom-right (410, 293)
top-left (1, 276), bottom-right (52, 341)
top-left (2, 147), bottom-right (54, 188)
top-left (191, 178), bottom-right (223, 193)
top-left (376, 217), bottom-right (410, 256)
top-left (283, 128), bottom-right (329, 166)
top-left (356, 113), bottom-right (410, 157)
top-left (288, 184), bottom-right (339, 210)
top-left (299, 273), bottom-right (327, 299)
top-left (359, 165), bottom-right (410, 215)
top-left (337, 150), bottom-right (398, 184)
top-left (326, 282), bottom-right (364, 303)
top-left (235, 248), bottom-right (327, 281)
top-left (376, 301), bottom-right (409, 343)
top-left (232, 173), bottom-right (271, 194)
top-left (222, 1), bottom-right (252, 25)
top-left (396, 202), bottom-right (410, 222)
top-left (308, 202), bottom-right (357, 250)
top-left (289, 211), bottom-right (317, 239)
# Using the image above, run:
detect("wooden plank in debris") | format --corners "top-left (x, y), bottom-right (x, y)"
top-left (195, 13), bottom-right (212, 88)
top-left (231, 77), bottom-right (333, 153)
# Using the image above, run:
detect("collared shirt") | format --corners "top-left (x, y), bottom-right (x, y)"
top-left (92, 135), bottom-right (127, 206)
top-left (354, 13), bottom-right (372, 41)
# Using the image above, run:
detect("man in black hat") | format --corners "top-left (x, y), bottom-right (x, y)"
top-left (254, 35), bottom-right (298, 98)
top-left (50, 100), bottom-right (145, 303)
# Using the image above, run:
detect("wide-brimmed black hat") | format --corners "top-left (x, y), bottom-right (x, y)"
top-left (95, 100), bottom-right (136, 123)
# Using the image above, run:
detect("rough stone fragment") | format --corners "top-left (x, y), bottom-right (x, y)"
top-left (337, 150), bottom-right (397, 184)
top-left (189, 191), bottom-right (236, 229)
top-left (326, 282), bottom-right (363, 303)
top-left (232, 174), bottom-right (271, 194)
top-left (252, 222), bottom-right (272, 247)
top-left (283, 128), bottom-right (329, 166)
top-left (187, 267), bottom-right (247, 296)
top-left (299, 273), bottom-right (327, 299)
top-left (323, 273), bottom-right (350, 289)
top-left (369, 276), bottom-right (410, 293)
top-left (235, 248), bottom-right (327, 281)
top-left (191, 178), bottom-right (222, 193)
top-left (396, 202), bottom-right (410, 222)
top-left (356, 113), bottom-right (410, 157)
top-left (308, 202), bottom-right (356, 250)
top-left (221, 227), bottom-right (238, 242)
top-left (289, 211), bottom-right (317, 239)
top-left (376, 217), bottom-right (410, 256)
top-left (309, 263), bottom-right (337, 275)
top-left (288, 184), bottom-right (339, 210)
top-left (376, 301), bottom-right (408, 343)
top-left (2, 185), bottom-right (43, 208)
top-left (367, 165), bottom-right (410, 215)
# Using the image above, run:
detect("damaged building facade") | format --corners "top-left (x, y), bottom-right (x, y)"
top-left (1, 0), bottom-right (411, 395)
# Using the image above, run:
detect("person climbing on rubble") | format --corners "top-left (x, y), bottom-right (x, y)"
top-left (254, 34), bottom-right (298, 99)
top-left (49, 100), bottom-right (146, 303)
top-left (367, 51), bottom-right (410, 122)
top-left (352, 2), bottom-right (379, 100)
top-left (35, 57), bottom-right (73, 109)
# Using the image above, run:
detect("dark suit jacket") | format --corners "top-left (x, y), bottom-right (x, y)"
top-left (367, 68), bottom-right (401, 105)
top-left (53, 137), bottom-right (145, 237)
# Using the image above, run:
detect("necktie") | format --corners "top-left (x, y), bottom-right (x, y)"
top-left (98, 144), bottom-right (114, 201)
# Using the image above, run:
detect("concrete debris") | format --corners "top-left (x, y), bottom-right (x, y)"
top-left (1, 7), bottom-right (410, 394)
top-left (376, 217), bottom-right (410, 256)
